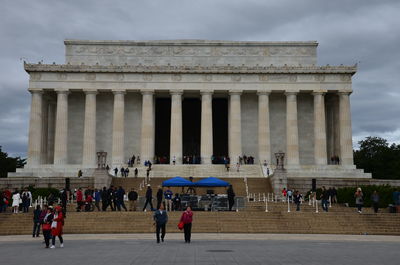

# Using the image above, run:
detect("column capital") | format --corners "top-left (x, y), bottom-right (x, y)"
top-left (83, 89), bottom-right (98, 95)
top-left (229, 90), bottom-right (242, 96)
top-left (141, 89), bottom-right (154, 95)
top-left (170, 90), bottom-right (184, 96)
top-left (112, 89), bottom-right (126, 95)
top-left (257, 90), bottom-right (271, 96)
top-left (200, 90), bottom-right (213, 96)
top-left (54, 89), bottom-right (70, 95)
top-left (284, 91), bottom-right (299, 96)
top-left (338, 90), bottom-right (352, 96)
top-left (28, 89), bottom-right (44, 94)
top-left (312, 90), bottom-right (328, 96)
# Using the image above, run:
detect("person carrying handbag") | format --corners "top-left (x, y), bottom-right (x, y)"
top-left (180, 206), bottom-right (193, 243)
top-left (42, 207), bottom-right (54, 248)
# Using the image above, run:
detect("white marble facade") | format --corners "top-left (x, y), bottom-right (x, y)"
top-left (22, 40), bottom-right (357, 173)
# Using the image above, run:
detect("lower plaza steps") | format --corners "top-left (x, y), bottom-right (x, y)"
top-left (1, 203), bottom-right (399, 235)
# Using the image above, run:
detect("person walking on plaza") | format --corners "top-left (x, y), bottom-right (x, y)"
top-left (12, 190), bottom-right (20, 214)
top-left (355, 187), bottom-right (364, 213)
top-left (371, 190), bottom-right (380, 213)
top-left (156, 186), bottom-right (163, 210)
top-left (32, 205), bottom-right (41, 237)
top-left (114, 167), bottom-right (118, 177)
top-left (134, 168), bottom-right (138, 178)
top-left (128, 188), bottom-right (138, 211)
top-left (143, 185), bottom-right (154, 211)
top-left (180, 206), bottom-right (193, 243)
top-left (22, 188), bottom-right (32, 213)
top-left (50, 206), bottom-right (64, 248)
top-left (227, 185), bottom-right (235, 211)
top-left (294, 191), bottom-right (302, 211)
top-left (42, 207), bottom-right (53, 248)
top-left (164, 187), bottom-right (173, 211)
top-left (153, 204), bottom-right (168, 243)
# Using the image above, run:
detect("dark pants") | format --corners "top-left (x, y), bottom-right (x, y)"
top-left (43, 229), bottom-right (51, 247)
top-left (322, 199), bottom-right (329, 212)
top-left (228, 199), bottom-right (234, 211)
top-left (356, 204), bottom-right (363, 212)
top-left (184, 223), bottom-right (192, 243)
top-left (76, 201), bottom-right (84, 212)
top-left (116, 200), bottom-right (127, 211)
top-left (373, 202), bottom-right (379, 213)
top-left (156, 223), bottom-right (166, 243)
top-left (296, 202), bottom-right (301, 211)
top-left (52, 235), bottom-right (63, 245)
top-left (143, 198), bottom-right (153, 211)
top-left (23, 200), bottom-right (30, 213)
top-left (102, 200), bottom-right (108, 211)
top-left (32, 222), bottom-right (40, 236)
top-left (95, 201), bottom-right (101, 211)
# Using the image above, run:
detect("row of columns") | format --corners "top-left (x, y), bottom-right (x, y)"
top-left (26, 89), bottom-right (354, 168)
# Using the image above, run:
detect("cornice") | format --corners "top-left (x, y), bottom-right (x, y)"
top-left (24, 63), bottom-right (357, 75)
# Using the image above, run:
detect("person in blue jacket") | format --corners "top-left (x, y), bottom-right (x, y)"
top-left (153, 203), bottom-right (168, 243)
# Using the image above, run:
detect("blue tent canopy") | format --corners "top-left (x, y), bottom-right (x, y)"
top-left (194, 177), bottom-right (230, 187)
top-left (162, 177), bottom-right (194, 187)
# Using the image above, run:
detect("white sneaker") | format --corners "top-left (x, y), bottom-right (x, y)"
top-left (60, 243), bottom-right (64, 248)
top-left (50, 245), bottom-right (55, 249)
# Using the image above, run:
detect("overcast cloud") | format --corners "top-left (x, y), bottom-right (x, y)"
top-left (1, 0), bottom-right (399, 157)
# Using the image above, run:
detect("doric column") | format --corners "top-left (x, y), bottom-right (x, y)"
top-left (229, 91), bottom-right (242, 165)
top-left (313, 91), bottom-right (328, 165)
top-left (170, 90), bottom-right (183, 164)
top-left (140, 90), bottom-right (155, 163)
top-left (111, 90), bottom-right (125, 166)
top-left (339, 91), bottom-right (354, 165)
top-left (40, 97), bottom-right (48, 164)
top-left (257, 91), bottom-right (271, 165)
top-left (27, 90), bottom-right (43, 167)
top-left (200, 91), bottom-right (213, 164)
top-left (82, 90), bottom-right (98, 167)
top-left (47, 102), bottom-right (56, 164)
top-left (285, 92), bottom-right (300, 166)
top-left (53, 90), bottom-right (69, 165)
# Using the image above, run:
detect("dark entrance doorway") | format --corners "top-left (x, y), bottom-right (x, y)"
top-left (182, 98), bottom-right (201, 164)
top-left (212, 98), bottom-right (228, 163)
top-left (155, 98), bottom-right (171, 164)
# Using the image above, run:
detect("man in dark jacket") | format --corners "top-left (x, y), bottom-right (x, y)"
top-left (101, 187), bottom-right (109, 211)
top-left (32, 205), bottom-right (41, 237)
top-left (227, 185), bottom-right (235, 211)
top-left (153, 204), bottom-right (168, 243)
top-left (128, 188), bottom-right (138, 211)
top-left (156, 186), bottom-right (163, 210)
top-left (143, 185), bottom-right (153, 211)
top-left (116, 186), bottom-right (127, 211)
top-left (107, 186), bottom-right (115, 211)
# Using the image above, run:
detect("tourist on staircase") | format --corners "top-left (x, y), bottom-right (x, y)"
top-left (76, 188), bottom-right (83, 212)
top-left (294, 191), bottom-right (302, 211)
top-left (12, 189), bottom-right (20, 214)
top-left (128, 188), bottom-right (138, 211)
top-left (164, 187), bottom-right (173, 211)
top-left (320, 186), bottom-right (329, 212)
top-left (156, 186), bottom-right (163, 210)
top-left (101, 187), bottom-right (109, 211)
top-left (93, 189), bottom-right (101, 211)
top-left (116, 186), bottom-right (128, 211)
top-left (173, 193), bottom-right (181, 211)
top-left (143, 185), bottom-right (154, 211)
top-left (50, 206), bottom-right (64, 249)
top-left (355, 187), bottom-right (364, 213)
top-left (227, 185), bottom-right (235, 211)
top-left (180, 206), bottom-right (193, 243)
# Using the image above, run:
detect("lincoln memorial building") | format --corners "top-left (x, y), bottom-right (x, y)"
top-left (15, 40), bottom-right (371, 181)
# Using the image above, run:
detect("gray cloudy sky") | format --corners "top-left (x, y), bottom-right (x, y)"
top-left (1, 0), bottom-right (400, 157)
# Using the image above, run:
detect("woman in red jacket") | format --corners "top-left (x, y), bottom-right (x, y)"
top-left (50, 206), bottom-right (64, 248)
top-left (180, 206), bottom-right (193, 243)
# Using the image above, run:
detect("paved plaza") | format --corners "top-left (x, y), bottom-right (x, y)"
top-left (0, 234), bottom-right (399, 265)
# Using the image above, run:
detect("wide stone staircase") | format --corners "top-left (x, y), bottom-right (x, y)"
top-left (1, 204), bottom-right (399, 235)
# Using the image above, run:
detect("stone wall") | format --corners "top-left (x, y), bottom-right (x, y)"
top-left (0, 177), bottom-right (94, 190)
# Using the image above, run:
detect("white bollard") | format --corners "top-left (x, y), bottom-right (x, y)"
top-left (258, 193), bottom-right (261, 202)
top-left (265, 199), bottom-right (268, 212)
top-left (263, 193), bottom-right (265, 202)
top-left (315, 199), bottom-right (319, 213)
top-left (275, 194), bottom-right (277, 203)
top-left (312, 197), bottom-right (315, 207)
top-left (287, 197), bottom-right (291, 212)
top-left (308, 195), bottom-right (311, 206)
top-left (329, 196), bottom-right (332, 208)
top-left (236, 198), bottom-right (239, 212)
